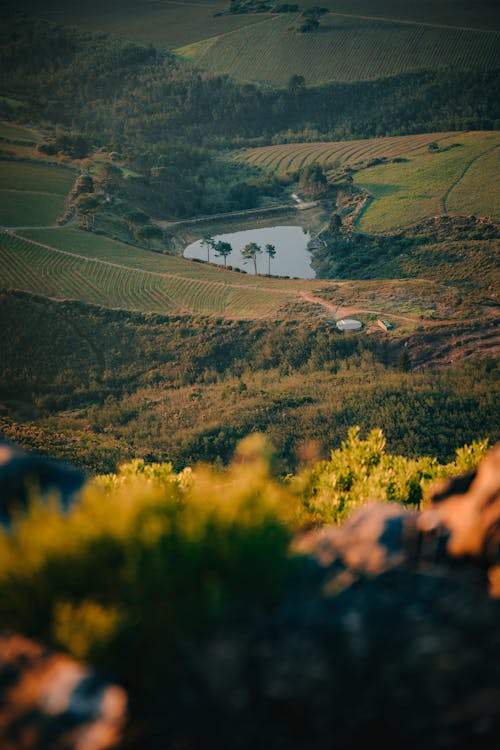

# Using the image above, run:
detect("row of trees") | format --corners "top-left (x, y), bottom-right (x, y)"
top-left (201, 235), bottom-right (277, 274)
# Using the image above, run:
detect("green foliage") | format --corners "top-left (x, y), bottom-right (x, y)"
top-left (295, 426), bottom-right (442, 523)
top-left (1, 292), bottom-right (498, 476)
top-left (0, 426), bottom-right (492, 704)
top-left (0, 435), bottom-right (296, 697)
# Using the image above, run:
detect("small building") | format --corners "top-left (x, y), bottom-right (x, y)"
top-left (336, 318), bottom-right (363, 332)
top-left (377, 319), bottom-right (394, 332)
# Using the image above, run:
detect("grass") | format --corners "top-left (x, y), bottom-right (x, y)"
top-left (0, 121), bottom-right (37, 142)
top-left (176, 13), bottom-right (500, 87)
top-left (0, 192), bottom-right (67, 227)
top-left (0, 161), bottom-right (75, 194)
top-left (0, 160), bottom-right (76, 227)
top-left (445, 146), bottom-right (500, 219)
top-left (0, 96), bottom-right (24, 110)
top-left (300, 1), bottom-right (500, 31)
top-left (354, 131), bottom-right (500, 232)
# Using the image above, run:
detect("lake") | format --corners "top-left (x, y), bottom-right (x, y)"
top-left (184, 225), bottom-right (315, 278)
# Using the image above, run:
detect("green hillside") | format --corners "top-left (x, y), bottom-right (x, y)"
top-left (0, 161), bottom-right (76, 227)
top-left (0, 230), bottom-right (306, 319)
top-left (354, 131), bottom-right (500, 232)
top-left (235, 131), bottom-right (500, 231)
top-left (177, 13), bottom-right (500, 87)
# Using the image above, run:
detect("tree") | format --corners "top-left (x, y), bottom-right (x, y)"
top-left (134, 224), bottom-right (163, 246)
top-left (299, 7), bottom-right (328, 32)
top-left (299, 162), bottom-right (328, 197)
top-left (214, 241), bottom-right (233, 268)
top-left (329, 213), bottom-right (342, 233)
top-left (288, 74), bottom-right (306, 97)
top-left (265, 243), bottom-right (277, 275)
top-left (201, 233), bottom-right (215, 262)
top-left (241, 242), bottom-right (262, 274)
top-left (75, 193), bottom-right (99, 228)
top-left (75, 172), bottom-right (94, 195)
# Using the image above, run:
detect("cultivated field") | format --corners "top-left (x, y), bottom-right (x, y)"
top-left (235, 131), bottom-right (500, 232)
top-left (300, 0), bottom-right (500, 30)
top-left (354, 131), bottom-right (500, 232)
top-left (0, 161), bottom-right (76, 227)
top-left (177, 13), bottom-right (500, 87)
top-left (234, 132), bottom-right (456, 176)
top-left (8, 0), bottom-right (269, 50)
top-left (0, 230), bottom-right (309, 319)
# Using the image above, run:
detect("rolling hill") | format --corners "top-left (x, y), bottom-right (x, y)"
top-left (176, 11), bottom-right (500, 87)
top-left (234, 131), bottom-right (500, 231)
top-left (8, 1), bottom-right (500, 89)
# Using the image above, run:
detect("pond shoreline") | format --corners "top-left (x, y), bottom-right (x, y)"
top-left (184, 225), bottom-right (316, 279)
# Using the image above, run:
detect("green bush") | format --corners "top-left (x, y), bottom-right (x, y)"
top-left (294, 426), bottom-right (489, 524)
top-left (0, 435), bottom-right (297, 697)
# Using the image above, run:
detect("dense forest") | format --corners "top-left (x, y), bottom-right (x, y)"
top-left (1, 14), bottom-right (499, 218)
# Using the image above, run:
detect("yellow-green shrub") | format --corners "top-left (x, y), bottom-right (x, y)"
top-left (0, 435), bottom-right (298, 696)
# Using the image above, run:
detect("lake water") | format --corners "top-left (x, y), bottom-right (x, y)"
top-left (184, 225), bottom-right (315, 278)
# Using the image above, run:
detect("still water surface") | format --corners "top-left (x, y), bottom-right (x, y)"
top-left (184, 225), bottom-right (315, 279)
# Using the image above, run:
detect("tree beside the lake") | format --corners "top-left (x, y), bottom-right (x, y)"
top-left (242, 242), bottom-right (262, 274)
top-left (265, 244), bottom-right (277, 275)
top-left (214, 241), bottom-right (233, 268)
top-left (201, 233), bottom-right (215, 262)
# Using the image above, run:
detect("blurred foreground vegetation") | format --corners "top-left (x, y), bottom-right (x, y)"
top-left (0, 428), bottom-right (490, 703)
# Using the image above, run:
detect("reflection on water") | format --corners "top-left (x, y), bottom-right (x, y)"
top-left (184, 225), bottom-right (315, 279)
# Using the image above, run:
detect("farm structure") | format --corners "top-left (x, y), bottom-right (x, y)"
top-left (336, 318), bottom-right (363, 332)
top-left (377, 319), bottom-right (394, 331)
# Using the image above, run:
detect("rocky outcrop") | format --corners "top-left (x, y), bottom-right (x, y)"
top-left (0, 438), bottom-right (86, 525)
top-left (155, 444), bottom-right (500, 750)
top-left (0, 631), bottom-right (127, 750)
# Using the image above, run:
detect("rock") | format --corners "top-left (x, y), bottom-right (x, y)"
top-left (0, 630), bottom-right (127, 750)
top-left (152, 444), bottom-right (500, 750)
top-left (0, 438), bottom-right (86, 525)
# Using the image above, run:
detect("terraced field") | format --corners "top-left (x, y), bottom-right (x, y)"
top-left (0, 231), bottom-right (305, 319)
top-left (234, 132), bottom-right (455, 175)
top-left (235, 131), bottom-right (500, 232)
top-left (0, 161), bottom-right (76, 227)
top-left (177, 13), bottom-right (500, 87)
top-left (354, 131), bottom-right (500, 232)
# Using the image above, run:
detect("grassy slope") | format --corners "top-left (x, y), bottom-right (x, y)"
top-left (0, 160), bottom-right (75, 227)
top-left (233, 131), bottom-right (500, 231)
top-left (0, 224), bottom-right (497, 329)
top-left (300, 0), bottom-right (500, 30)
top-left (176, 13), bottom-right (500, 87)
top-left (0, 121), bottom-right (38, 142)
top-left (354, 131), bottom-right (500, 232)
top-left (0, 229), bottom-right (309, 318)
top-left (4, 0), bottom-right (270, 50)
top-left (9, 2), bottom-right (498, 86)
